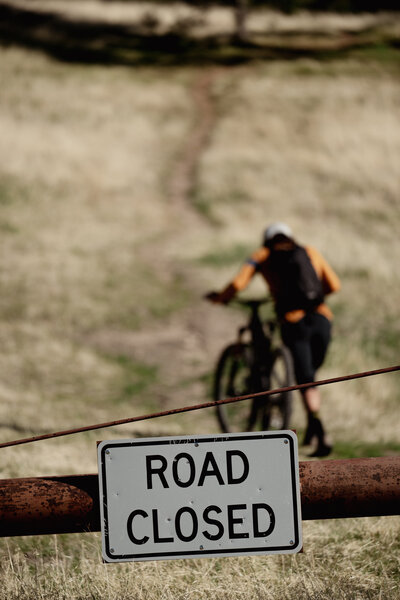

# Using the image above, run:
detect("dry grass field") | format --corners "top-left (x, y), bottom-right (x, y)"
top-left (0, 1), bottom-right (399, 598)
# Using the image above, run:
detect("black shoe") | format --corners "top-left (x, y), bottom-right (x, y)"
top-left (308, 442), bottom-right (332, 458)
top-left (307, 417), bottom-right (332, 457)
top-left (302, 414), bottom-right (320, 446)
top-left (302, 421), bottom-right (316, 446)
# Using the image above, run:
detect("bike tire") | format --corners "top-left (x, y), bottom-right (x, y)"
top-left (262, 346), bottom-right (294, 431)
top-left (213, 343), bottom-right (255, 433)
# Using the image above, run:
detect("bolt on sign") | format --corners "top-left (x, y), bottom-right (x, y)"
top-left (97, 431), bottom-right (302, 562)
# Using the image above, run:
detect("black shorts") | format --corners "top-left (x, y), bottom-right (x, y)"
top-left (280, 313), bottom-right (332, 385)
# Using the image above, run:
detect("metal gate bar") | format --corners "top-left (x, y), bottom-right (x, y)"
top-left (0, 457), bottom-right (398, 538)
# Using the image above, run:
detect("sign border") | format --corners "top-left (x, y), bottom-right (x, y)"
top-left (98, 432), bottom-right (301, 561)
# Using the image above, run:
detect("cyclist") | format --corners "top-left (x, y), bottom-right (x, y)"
top-left (206, 222), bottom-right (341, 457)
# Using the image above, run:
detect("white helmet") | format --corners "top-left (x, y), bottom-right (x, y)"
top-left (263, 222), bottom-right (293, 245)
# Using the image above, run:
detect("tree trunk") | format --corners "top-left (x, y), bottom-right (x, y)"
top-left (234, 0), bottom-right (249, 43)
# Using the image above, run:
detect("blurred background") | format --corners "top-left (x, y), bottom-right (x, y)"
top-left (0, 2), bottom-right (399, 598)
top-left (0, 0), bottom-right (399, 476)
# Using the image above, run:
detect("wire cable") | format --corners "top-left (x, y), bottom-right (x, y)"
top-left (0, 364), bottom-right (398, 449)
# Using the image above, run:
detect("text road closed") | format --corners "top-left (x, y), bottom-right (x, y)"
top-left (98, 431), bottom-right (302, 562)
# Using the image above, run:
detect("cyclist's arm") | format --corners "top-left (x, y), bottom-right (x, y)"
top-left (206, 256), bottom-right (260, 304)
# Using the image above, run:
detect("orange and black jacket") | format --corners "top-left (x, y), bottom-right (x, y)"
top-left (218, 245), bottom-right (341, 323)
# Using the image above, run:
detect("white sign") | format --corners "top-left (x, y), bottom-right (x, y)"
top-left (98, 431), bottom-right (302, 562)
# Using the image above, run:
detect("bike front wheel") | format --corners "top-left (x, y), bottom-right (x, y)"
top-left (213, 343), bottom-right (256, 433)
top-left (262, 346), bottom-right (294, 431)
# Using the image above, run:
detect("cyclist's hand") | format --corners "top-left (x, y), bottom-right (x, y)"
top-left (205, 285), bottom-right (236, 304)
top-left (205, 291), bottom-right (231, 304)
top-left (204, 291), bottom-right (222, 303)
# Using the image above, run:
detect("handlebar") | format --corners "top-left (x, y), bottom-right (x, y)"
top-left (230, 298), bottom-right (271, 309)
top-left (205, 292), bottom-right (272, 312)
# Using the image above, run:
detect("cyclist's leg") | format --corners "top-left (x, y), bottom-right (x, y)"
top-left (297, 314), bottom-right (332, 415)
top-left (281, 317), bottom-right (316, 417)
top-left (281, 315), bottom-right (331, 455)
top-left (281, 317), bottom-right (313, 388)
top-left (310, 313), bottom-right (332, 372)
top-left (301, 313), bottom-right (331, 424)
top-left (303, 313), bottom-right (332, 455)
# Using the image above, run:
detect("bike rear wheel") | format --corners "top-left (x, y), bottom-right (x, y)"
top-left (213, 343), bottom-right (256, 433)
top-left (262, 346), bottom-right (294, 430)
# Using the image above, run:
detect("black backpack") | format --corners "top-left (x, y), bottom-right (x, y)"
top-left (267, 244), bottom-right (324, 316)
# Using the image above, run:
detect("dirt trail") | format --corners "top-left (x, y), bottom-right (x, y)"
top-left (168, 68), bottom-right (220, 217)
top-left (90, 67), bottom-right (234, 409)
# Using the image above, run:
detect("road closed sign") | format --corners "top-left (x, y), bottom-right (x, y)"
top-left (97, 431), bottom-right (302, 562)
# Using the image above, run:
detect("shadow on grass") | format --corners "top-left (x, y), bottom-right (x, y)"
top-left (0, 2), bottom-right (399, 67)
top-left (331, 439), bottom-right (400, 459)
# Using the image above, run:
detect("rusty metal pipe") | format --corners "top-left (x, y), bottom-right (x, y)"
top-left (0, 457), bottom-right (398, 538)
top-left (299, 456), bottom-right (399, 520)
top-left (0, 474), bottom-right (100, 537)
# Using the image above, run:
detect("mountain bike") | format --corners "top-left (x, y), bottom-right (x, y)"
top-left (212, 299), bottom-right (294, 433)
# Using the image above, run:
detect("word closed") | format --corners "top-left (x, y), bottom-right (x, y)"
top-left (98, 432), bottom-right (302, 562)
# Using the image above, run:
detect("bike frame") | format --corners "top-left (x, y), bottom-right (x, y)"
top-left (212, 298), bottom-right (294, 433)
top-left (236, 300), bottom-right (274, 374)
top-left (234, 302), bottom-right (279, 431)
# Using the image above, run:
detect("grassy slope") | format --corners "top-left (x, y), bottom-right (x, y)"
top-left (0, 3), bottom-right (399, 598)
top-left (197, 58), bottom-right (400, 452)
